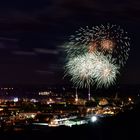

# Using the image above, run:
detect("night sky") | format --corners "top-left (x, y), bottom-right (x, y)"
top-left (0, 0), bottom-right (140, 86)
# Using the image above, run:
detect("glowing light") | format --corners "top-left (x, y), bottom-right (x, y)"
top-left (91, 116), bottom-right (97, 122)
top-left (13, 97), bottom-right (18, 102)
top-left (75, 97), bottom-right (78, 102)
top-left (88, 42), bottom-right (97, 53)
top-left (100, 39), bottom-right (114, 51)
top-left (33, 123), bottom-right (48, 126)
top-left (0, 108), bottom-right (3, 111)
top-left (31, 114), bottom-right (35, 118)
top-left (39, 91), bottom-right (50, 95)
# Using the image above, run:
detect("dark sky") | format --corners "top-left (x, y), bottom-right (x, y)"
top-left (0, 0), bottom-right (140, 86)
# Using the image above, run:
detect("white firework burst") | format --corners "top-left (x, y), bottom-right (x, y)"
top-left (92, 54), bottom-right (120, 88)
top-left (65, 53), bottom-right (95, 88)
top-left (65, 52), bottom-right (120, 88)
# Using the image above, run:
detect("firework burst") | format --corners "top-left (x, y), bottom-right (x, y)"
top-left (93, 54), bottom-right (120, 88)
top-left (65, 52), bottom-right (119, 88)
top-left (65, 53), bottom-right (95, 88)
top-left (65, 23), bottom-right (130, 67)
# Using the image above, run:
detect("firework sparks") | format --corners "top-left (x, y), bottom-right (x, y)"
top-left (63, 23), bottom-right (130, 93)
top-left (100, 39), bottom-right (114, 52)
top-left (92, 54), bottom-right (120, 88)
top-left (65, 53), bottom-right (95, 88)
top-left (65, 24), bottom-right (130, 67)
top-left (65, 52), bottom-right (119, 88)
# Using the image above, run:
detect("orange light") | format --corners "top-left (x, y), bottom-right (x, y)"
top-left (100, 39), bottom-right (114, 51)
top-left (88, 42), bottom-right (97, 53)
